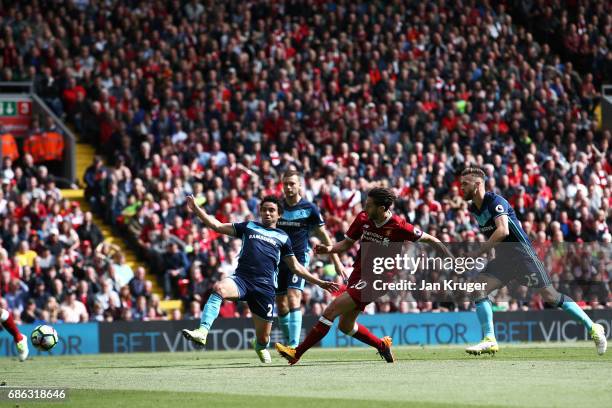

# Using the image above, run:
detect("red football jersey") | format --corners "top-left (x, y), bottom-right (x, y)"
top-left (345, 211), bottom-right (422, 273)
top-left (342, 211), bottom-right (423, 308)
top-left (346, 211), bottom-right (422, 244)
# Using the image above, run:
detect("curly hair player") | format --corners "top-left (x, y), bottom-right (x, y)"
top-left (181, 195), bottom-right (338, 363)
top-left (275, 187), bottom-right (450, 364)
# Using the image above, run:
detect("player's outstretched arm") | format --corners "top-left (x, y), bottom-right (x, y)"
top-left (471, 214), bottom-right (509, 257)
top-left (418, 232), bottom-right (454, 259)
top-left (283, 255), bottom-right (340, 293)
top-left (314, 237), bottom-right (355, 255)
top-left (185, 195), bottom-right (236, 236)
top-left (312, 225), bottom-right (347, 280)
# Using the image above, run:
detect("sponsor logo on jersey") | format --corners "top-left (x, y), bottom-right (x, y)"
top-left (277, 220), bottom-right (303, 227)
top-left (248, 234), bottom-right (279, 247)
top-left (362, 230), bottom-right (391, 247)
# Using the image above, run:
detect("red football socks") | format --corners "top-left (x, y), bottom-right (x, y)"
top-left (1, 310), bottom-right (23, 343)
top-left (352, 323), bottom-right (383, 350)
top-left (295, 317), bottom-right (332, 359)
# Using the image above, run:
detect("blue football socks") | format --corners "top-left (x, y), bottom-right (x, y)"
top-left (288, 308), bottom-right (302, 347)
top-left (558, 295), bottom-right (593, 331)
top-left (200, 293), bottom-right (223, 330)
top-left (475, 298), bottom-right (495, 339)
top-left (278, 312), bottom-right (290, 343)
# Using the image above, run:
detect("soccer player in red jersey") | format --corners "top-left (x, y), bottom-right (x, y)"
top-left (275, 187), bottom-right (450, 364)
top-left (1, 307), bottom-right (28, 361)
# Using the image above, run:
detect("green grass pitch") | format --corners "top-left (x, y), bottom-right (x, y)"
top-left (0, 342), bottom-right (610, 408)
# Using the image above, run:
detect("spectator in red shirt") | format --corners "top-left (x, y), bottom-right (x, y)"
top-left (62, 77), bottom-right (86, 115)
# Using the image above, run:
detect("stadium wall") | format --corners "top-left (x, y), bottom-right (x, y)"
top-left (97, 317), bottom-right (316, 353)
top-left (2, 311), bottom-right (611, 356)
top-left (321, 310), bottom-right (612, 348)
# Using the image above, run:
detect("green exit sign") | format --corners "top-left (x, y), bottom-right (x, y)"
top-left (0, 101), bottom-right (17, 116)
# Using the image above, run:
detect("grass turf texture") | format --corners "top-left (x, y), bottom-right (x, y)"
top-left (0, 342), bottom-right (610, 408)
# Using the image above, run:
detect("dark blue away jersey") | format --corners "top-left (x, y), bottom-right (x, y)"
top-left (232, 221), bottom-right (295, 288)
top-left (276, 198), bottom-right (325, 263)
top-left (469, 192), bottom-right (531, 244)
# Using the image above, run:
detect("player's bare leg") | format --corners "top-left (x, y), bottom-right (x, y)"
top-left (182, 278), bottom-right (240, 348)
top-left (337, 309), bottom-right (361, 334)
top-left (251, 316), bottom-right (273, 363)
top-left (1, 308), bottom-right (28, 361)
top-left (539, 286), bottom-right (607, 355)
top-left (466, 274), bottom-right (503, 356)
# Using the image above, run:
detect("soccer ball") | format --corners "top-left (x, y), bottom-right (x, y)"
top-left (31, 325), bottom-right (59, 351)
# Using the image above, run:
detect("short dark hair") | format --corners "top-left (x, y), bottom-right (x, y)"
top-left (282, 170), bottom-right (301, 180)
top-left (368, 187), bottom-right (396, 210)
top-left (461, 167), bottom-right (485, 180)
top-left (260, 195), bottom-right (283, 214)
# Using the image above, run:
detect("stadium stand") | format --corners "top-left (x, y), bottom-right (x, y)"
top-left (0, 0), bottom-right (610, 322)
top-left (510, 0), bottom-right (610, 87)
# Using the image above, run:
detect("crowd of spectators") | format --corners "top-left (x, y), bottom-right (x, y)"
top-left (511, 0), bottom-right (610, 88)
top-left (0, 0), bottom-right (610, 320)
top-left (0, 153), bottom-right (178, 324)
